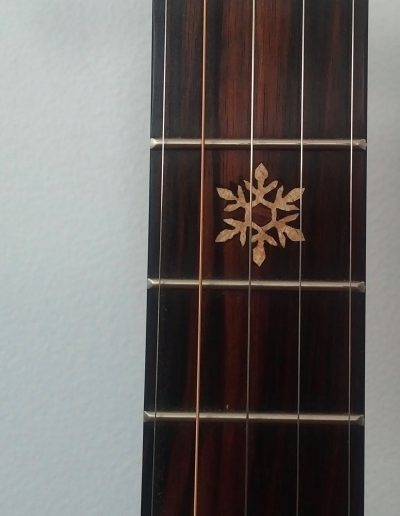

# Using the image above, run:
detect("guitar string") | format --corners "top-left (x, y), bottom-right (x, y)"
top-left (348, 0), bottom-right (355, 515)
top-left (296, 1), bottom-right (306, 515)
top-left (150, 1), bottom-right (169, 515)
top-left (244, 0), bottom-right (256, 514)
top-left (149, 3), bottom-right (356, 515)
top-left (193, 1), bottom-right (207, 515)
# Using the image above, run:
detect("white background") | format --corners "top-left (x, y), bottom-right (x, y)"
top-left (0, 1), bottom-right (398, 514)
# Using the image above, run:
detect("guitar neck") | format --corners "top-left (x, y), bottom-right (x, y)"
top-left (142, 1), bottom-right (367, 515)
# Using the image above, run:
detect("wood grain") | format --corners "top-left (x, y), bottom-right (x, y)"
top-left (254, 0), bottom-right (302, 138)
top-left (143, 0), bottom-right (367, 514)
top-left (148, 149), bottom-right (365, 282)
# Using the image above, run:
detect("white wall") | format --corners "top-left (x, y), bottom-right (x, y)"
top-left (0, 1), bottom-right (398, 515)
top-left (366, 0), bottom-right (400, 514)
top-left (0, 1), bottom-right (150, 515)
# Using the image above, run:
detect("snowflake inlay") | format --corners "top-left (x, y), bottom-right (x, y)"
top-left (215, 163), bottom-right (305, 266)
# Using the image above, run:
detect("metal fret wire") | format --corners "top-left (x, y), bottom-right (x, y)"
top-left (296, 0), bottom-right (306, 515)
top-left (244, 1), bottom-right (256, 515)
top-left (149, 5), bottom-right (358, 515)
top-left (193, 1), bottom-right (207, 515)
top-left (147, 278), bottom-right (365, 291)
top-left (348, 0), bottom-right (356, 515)
top-left (145, 411), bottom-right (364, 424)
top-left (150, 137), bottom-right (367, 150)
top-left (150, 1), bottom-right (168, 515)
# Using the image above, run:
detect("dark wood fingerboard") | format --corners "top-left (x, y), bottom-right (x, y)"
top-left (142, 1), bottom-right (367, 515)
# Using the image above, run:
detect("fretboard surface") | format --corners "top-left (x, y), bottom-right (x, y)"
top-left (143, 1), bottom-right (367, 515)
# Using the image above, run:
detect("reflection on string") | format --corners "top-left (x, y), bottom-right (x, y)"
top-left (348, 1), bottom-right (356, 515)
top-left (296, 1), bottom-right (306, 516)
top-left (244, 1), bottom-right (256, 515)
top-left (151, 1), bottom-right (169, 516)
top-left (193, 1), bottom-right (208, 515)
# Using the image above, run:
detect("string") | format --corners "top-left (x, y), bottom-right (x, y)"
top-left (193, 1), bottom-right (207, 515)
top-left (296, 0), bottom-right (306, 515)
top-left (244, 0), bottom-right (256, 514)
top-left (150, 0), bottom-right (168, 515)
top-left (348, 0), bottom-right (355, 515)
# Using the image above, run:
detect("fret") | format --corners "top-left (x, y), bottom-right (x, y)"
top-left (147, 278), bottom-right (366, 292)
top-left (254, 0), bottom-right (302, 138)
top-left (353, 0), bottom-right (368, 137)
top-left (144, 411), bottom-right (364, 425)
top-left (197, 423), bottom-right (247, 516)
top-left (145, 289), bottom-right (364, 414)
top-left (147, 149), bottom-right (366, 281)
top-left (142, 422), bottom-right (364, 516)
top-left (246, 424), bottom-right (298, 515)
top-left (302, 292), bottom-right (365, 415)
top-left (147, 149), bottom-right (200, 279)
top-left (149, 0), bottom-right (165, 138)
top-left (151, 0), bottom-right (368, 140)
top-left (150, 137), bottom-right (368, 150)
top-left (303, 1), bottom-right (353, 138)
top-left (151, 0), bottom-right (202, 138)
top-left (205, 0), bottom-right (253, 138)
top-left (142, 422), bottom-right (195, 516)
top-left (298, 425), bottom-right (364, 516)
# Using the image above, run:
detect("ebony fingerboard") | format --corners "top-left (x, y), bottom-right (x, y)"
top-left (142, 1), bottom-right (367, 515)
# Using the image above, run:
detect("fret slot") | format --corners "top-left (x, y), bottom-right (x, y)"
top-left (144, 411), bottom-right (364, 426)
top-left (150, 138), bottom-right (367, 150)
top-left (147, 278), bottom-right (366, 293)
